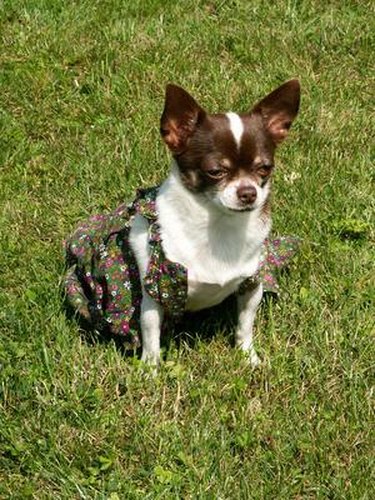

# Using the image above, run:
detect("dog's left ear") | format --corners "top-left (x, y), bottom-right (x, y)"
top-left (160, 84), bottom-right (206, 154)
top-left (251, 79), bottom-right (300, 144)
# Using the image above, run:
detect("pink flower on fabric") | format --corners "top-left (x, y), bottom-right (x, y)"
top-left (67, 284), bottom-right (78, 294)
top-left (121, 322), bottom-right (130, 334)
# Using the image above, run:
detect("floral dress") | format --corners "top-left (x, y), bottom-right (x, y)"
top-left (64, 187), bottom-right (298, 347)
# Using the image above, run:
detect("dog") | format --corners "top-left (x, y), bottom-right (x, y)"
top-left (128, 80), bottom-right (300, 367)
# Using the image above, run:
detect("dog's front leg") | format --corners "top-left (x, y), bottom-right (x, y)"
top-left (129, 214), bottom-right (164, 366)
top-left (140, 293), bottom-right (163, 366)
top-left (235, 283), bottom-right (263, 367)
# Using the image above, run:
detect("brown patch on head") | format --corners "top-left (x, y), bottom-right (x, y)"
top-left (171, 113), bottom-right (237, 191)
top-left (237, 113), bottom-right (276, 184)
top-left (174, 112), bottom-right (276, 192)
top-left (160, 81), bottom-right (300, 192)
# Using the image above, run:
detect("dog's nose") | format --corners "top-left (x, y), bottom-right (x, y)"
top-left (237, 185), bottom-right (257, 204)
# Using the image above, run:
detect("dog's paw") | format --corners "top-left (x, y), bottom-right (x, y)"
top-left (249, 350), bottom-right (261, 368)
top-left (141, 350), bottom-right (160, 365)
top-left (140, 351), bottom-right (160, 377)
top-left (237, 343), bottom-right (262, 368)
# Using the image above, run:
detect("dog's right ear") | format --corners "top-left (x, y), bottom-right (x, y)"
top-left (160, 84), bottom-right (206, 154)
top-left (251, 79), bottom-right (300, 144)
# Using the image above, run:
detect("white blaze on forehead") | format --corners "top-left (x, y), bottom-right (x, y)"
top-left (226, 112), bottom-right (244, 149)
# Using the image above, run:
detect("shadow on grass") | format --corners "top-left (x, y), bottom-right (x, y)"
top-left (173, 292), bottom-right (277, 348)
top-left (63, 291), bottom-right (277, 359)
top-left (63, 298), bottom-right (141, 358)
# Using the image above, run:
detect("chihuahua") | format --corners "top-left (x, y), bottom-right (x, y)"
top-left (128, 80), bottom-right (300, 366)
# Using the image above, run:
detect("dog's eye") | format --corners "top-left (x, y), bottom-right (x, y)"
top-left (258, 164), bottom-right (273, 177)
top-left (206, 168), bottom-right (226, 179)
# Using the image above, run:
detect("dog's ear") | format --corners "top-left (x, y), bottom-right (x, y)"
top-left (160, 84), bottom-right (206, 154)
top-left (251, 79), bottom-right (300, 144)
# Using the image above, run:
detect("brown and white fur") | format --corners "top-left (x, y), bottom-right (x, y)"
top-left (129, 80), bottom-right (300, 367)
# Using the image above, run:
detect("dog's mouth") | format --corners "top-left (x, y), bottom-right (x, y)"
top-left (216, 202), bottom-right (257, 215)
top-left (204, 190), bottom-right (259, 214)
top-left (227, 205), bottom-right (255, 213)
top-left (207, 196), bottom-right (257, 214)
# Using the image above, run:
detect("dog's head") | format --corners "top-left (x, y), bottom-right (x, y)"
top-left (160, 80), bottom-right (300, 213)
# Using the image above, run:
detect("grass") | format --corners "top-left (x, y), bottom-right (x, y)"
top-left (0, 0), bottom-right (374, 497)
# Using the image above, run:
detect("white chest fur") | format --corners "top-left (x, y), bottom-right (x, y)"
top-left (156, 169), bottom-right (271, 312)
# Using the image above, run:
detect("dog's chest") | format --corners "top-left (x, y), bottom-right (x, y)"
top-left (184, 243), bottom-right (262, 310)
top-left (185, 276), bottom-right (244, 311)
top-left (159, 215), bottom-right (264, 312)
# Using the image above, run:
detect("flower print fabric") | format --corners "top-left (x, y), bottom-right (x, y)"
top-left (64, 186), bottom-right (299, 346)
top-left (238, 237), bottom-right (300, 295)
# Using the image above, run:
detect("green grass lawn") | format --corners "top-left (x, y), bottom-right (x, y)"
top-left (1, 0), bottom-right (374, 497)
